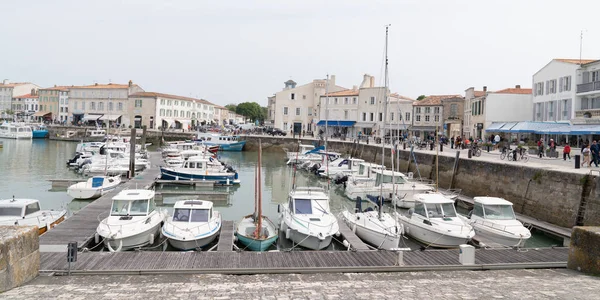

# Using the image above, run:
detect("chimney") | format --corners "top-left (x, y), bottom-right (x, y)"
top-left (31, 88), bottom-right (35, 96)
top-left (54, 84), bottom-right (57, 87)
top-left (483, 86), bottom-right (487, 92)
top-left (370, 76), bottom-right (374, 88)
top-left (128, 80), bottom-right (133, 87)
top-left (95, 83), bottom-right (98, 86)
top-left (352, 85), bottom-right (358, 91)
top-left (515, 85), bottom-right (521, 89)
top-left (2, 79), bottom-right (7, 85)
top-left (330, 75), bottom-right (336, 86)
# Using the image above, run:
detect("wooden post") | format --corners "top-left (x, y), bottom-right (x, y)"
top-left (129, 127), bottom-right (136, 179)
top-left (141, 126), bottom-right (147, 151)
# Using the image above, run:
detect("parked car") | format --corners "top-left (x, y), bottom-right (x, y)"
top-left (268, 128), bottom-right (287, 136)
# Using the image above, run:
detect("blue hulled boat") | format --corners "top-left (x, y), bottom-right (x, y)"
top-left (196, 133), bottom-right (246, 151)
top-left (160, 156), bottom-right (240, 185)
top-left (32, 125), bottom-right (48, 139)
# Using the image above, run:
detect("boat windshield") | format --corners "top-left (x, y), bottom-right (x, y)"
top-left (111, 200), bottom-right (130, 216)
top-left (483, 204), bottom-right (516, 220)
top-left (294, 199), bottom-right (313, 214)
top-left (173, 208), bottom-right (190, 221)
top-left (110, 199), bottom-right (149, 216)
top-left (0, 207), bottom-right (22, 216)
top-left (129, 200), bottom-right (149, 216)
top-left (190, 209), bottom-right (209, 222)
top-left (376, 173), bottom-right (407, 185)
top-left (424, 203), bottom-right (457, 218)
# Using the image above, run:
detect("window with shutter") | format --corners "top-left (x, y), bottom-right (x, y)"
top-left (545, 81), bottom-right (549, 94)
top-left (559, 77), bottom-right (563, 92)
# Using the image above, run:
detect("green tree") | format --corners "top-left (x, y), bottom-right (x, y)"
top-left (235, 102), bottom-right (264, 122)
top-left (225, 104), bottom-right (237, 112)
top-left (416, 95), bottom-right (426, 101)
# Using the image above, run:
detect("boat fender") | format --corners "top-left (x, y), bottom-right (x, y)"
top-left (149, 233), bottom-right (155, 245)
top-left (343, 240), bottom-right (350, 249)
top-left (285, 228), bottom-right (291, 240)
top-left (335, 231), bottom-right (340, 237)
top-left (94, 233), bottom-right (100, 244)
top-left (107, 240), bottom-right (123, 252)
top-left (405, 226), bottom-right (410, 235)
top-left (233, 235), bottom-right (238, 242)
top-left (352, 223), bottom-right (357, 233)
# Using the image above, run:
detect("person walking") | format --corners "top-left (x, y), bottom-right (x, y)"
top-left (563, 144), bottom-right (571, 160)
top-left (591, 140), bottom-right (600, 167)
top-left (450, 136), bottom-right (455, 149)
top-left (582, 145), bottom-right (592, 167)
top-left (537, 138), bottom-right (545, 158)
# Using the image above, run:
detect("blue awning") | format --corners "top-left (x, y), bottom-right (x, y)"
top-left (571, 125), bottom-right (600, 135)
top-left (496, 122), bottom-right (518, 132)
top-left (485, 122), bottom-right (505, 132)
top-left (316, 120), bottom-right (356, 127)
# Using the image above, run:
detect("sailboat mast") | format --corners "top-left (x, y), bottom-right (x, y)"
top-left (256, 139), bottom-right (263, 237)
top-left (324, 74), bottom-right (330, 181)
top-left (379, 25), bottom-right (390, 219)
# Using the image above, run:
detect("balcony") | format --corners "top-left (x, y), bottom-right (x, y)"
top-left (577, 81), bottom-right (600, 94)
top-left (575, 109), bottom-right (600, 119)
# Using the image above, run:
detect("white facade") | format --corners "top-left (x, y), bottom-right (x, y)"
top-left (573, 59), bottom-right (600, 124)
top-left (532, 59), bottom-right (596, 122)
top-left (0, 81), bottom-right (40, 114)
top-left (58, 90), bottom-right (69, 122)
top-left (463, 87), bottom-right (487, 138)
top-left (273, 75), bottom-right (346, 133)
top-left (485, 87), bottom-right (533, 131)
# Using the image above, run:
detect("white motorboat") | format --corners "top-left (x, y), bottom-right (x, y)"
top-left (286, 144), bottom-right (323, 165)
top-left (96, 189), bottom-right (167, 252)
top-left (335, 162), bottom-right (385, 184)
top-left (160, 156), bottom-right (240, 185)
top-left (196, 133), bottom-right (246, 151)
top-left (341, 196), bottom-right (403, 250)
top-left (397, 193), bottom-right (474, 248)
top-left (75, 141), bottom-right (104, 153)
top-left (161, 200), bottom-right (221, 250)
top-left (0, 197), bottom-right (66, 235)
top-left (67, 175), bottom-right (122, 200)
top-left (344, 169), bottom-right (434, 205)
top-left (317, 157), bottom-right (364, 178)
top-left (302, 151), bottom-right (341, 171)
top-left (0, 123), bottom-right (33, 139)
top-left (279, 187), bottom-right (339, 250)
top-left (466, 197), bottom-right (531, 247)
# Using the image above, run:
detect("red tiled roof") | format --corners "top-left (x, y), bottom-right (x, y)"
top-left (13, 93), bottom-right (39, 99)
top-left (414, 94), bottom-right (461, 106)
top-left (41, 85), bottom-right (70, 91)
top-left (555, 58), bottom-right (597, 65)
top-left (323, 89), bottom-right (359, 97)
top-left (390, 93), bottom-right (415, 101)
top-left (473, 91), bottom-right (487, 97)
top-left (493, 88), bottom-right (532, 95)
top-left (0, 82), bottom-right (32, 88)
top-left (130, 92), bottom-right (213, 105)
top-left (70, 83), bottom-right (138, 89)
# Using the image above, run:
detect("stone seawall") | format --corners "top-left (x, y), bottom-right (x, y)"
top-left (0, 226), bottom-right (40, 292)
top-left (242, 136), bottom-right (599, 228)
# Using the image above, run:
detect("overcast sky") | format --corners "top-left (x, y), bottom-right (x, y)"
top-left (1, 0), bottom-right (599, 106)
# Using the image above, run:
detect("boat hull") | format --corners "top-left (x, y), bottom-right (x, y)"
top-left (67, 187), bottom-right (102, 200)
top-left (341, 211), bottom-right (401, 250)
top-left (103, 223), bottom-right (161, 251)
top-left (160, 168), bottom-right (239, 185)
top-left (472, 225), bottom-right (530, 247)
top-left (32, 130), bottom-right (48, 139)
top-left (164, 230), bottom-right (220, 251)
top-left (401, 220), bottom-right (472, 248)
top-left (280, 221), bottom-right (332, 250)
top-left (237, 233), bottom-right (278, 252)
top-left (204, 141), bottom-right (246, 151)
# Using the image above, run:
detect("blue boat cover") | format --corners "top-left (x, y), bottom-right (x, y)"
top-left (91, 177), bottom-right (104, 188)
top-left (316, 120), bottom-right (356, 127)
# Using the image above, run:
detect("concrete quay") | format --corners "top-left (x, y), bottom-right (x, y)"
top-left (4, 269), bottom-right (599, 299)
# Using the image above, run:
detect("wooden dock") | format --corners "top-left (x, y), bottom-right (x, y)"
top-left (154, 190), bottom-right (230, 204)
top-left (217, 221), bottom-right (235, 252)
top-left (337, 218), bottom-right (372, 251)
top-left (154, 179), bottom-right (216, 188)
top-left (48, 178), bottom-right (86, 189)
top-left (39, 247), bottom-right (569, 275)
top-left (39, 152), bottom-right (162, 252)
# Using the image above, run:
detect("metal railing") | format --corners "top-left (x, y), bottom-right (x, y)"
top-left (577, 81), bottom-right (600, 93)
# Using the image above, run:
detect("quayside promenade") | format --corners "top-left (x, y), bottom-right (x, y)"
top-left (5, 269), bottom-right (599, 299)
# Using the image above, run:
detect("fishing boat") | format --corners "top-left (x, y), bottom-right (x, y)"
top-left (397, 193), bottom-right (474, 248)
top-left (0, 123), bottom-right (33, 139)
top-left (341, 26), bottom-right (403, 250)
top-left (67, 175), bottom-right (122, 200)
top-left (0, 197), bottom-right (66, 235)
top-left (31, 124), bottom-right (48, 138)
top-left (161, 200), bottom-right (222, 250)
top-left (236, 139), bottom-right (278, 251)
top-left (160, 156), bottom-right (240, 185)
top-left (466, 197), bottom-right (531, 247)
top-left (96, 189), bottom-right (167, 252)
top-left (196, 133), bottom-right (246, 151)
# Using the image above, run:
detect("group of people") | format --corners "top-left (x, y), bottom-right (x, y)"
top-left (581, 141), bottom-right (600, 167)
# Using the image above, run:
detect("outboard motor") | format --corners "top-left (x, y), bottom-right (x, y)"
top-left (334, 175), bottom-right (348, 185)
top-left (227, 166), bottom-right (235, 173)
top-left (310, 164), bottom-right (320, 174)
top-left (355, 197), bottom-right (362, 213)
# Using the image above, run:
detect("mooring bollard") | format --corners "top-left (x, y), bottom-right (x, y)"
top-left (575, 154), bottom-right (581, 169)
top-left (67, 241), bottom-right (77, 276)
top-left (459, 244), bottom-right (475, 265)
top-left (468, 149), bottom-right (472, 158)
top-left (440, 143), bottom-right (443, 152)
top-left (391, 247), bottom-right (411, 266)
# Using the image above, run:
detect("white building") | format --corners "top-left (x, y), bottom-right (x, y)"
top-left (68, 81), bottom-right (144, 126)
top-left (0, 80), bottom-right (40, 117)
top-left (463, 87), bottom-right (487, 138)
top-left (532, 58), bottom-right (597, 122)
top-left (12, 92), bottom-right (39, 122)
top-left (484, 86), bottom-right (533, 133)
top-left (412, 95), bottom-right (458, 139)
top-left (573, 59), bottom-right (600, 124)
top-left (273, 75), bottom-right (346, 134)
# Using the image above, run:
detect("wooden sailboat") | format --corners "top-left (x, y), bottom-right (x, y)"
top-left (235, 139), bottom-right (278, 251)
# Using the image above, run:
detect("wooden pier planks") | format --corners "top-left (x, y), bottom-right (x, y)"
top-left (336, 218), bottom-right (372, 251)
top-left (40, 247), bottom-right (569, 272)
top-left (216, 221), bottom-right (235, 252)
top-left (39, 152), bottom-right (162, 251)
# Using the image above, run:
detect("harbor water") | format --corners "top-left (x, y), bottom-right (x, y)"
top-left (0, 139), bottom-right (562, 249)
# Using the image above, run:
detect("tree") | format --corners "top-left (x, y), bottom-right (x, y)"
top-left (235, 102), bottom-right (264, 122)
top-left (225, 104), bottom-right (237, 112)
top-left (416, 95), bottom-right (426, 101)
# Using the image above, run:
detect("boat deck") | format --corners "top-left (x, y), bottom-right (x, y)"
top-left (39, 247), bottom-right (569, 274)
top-left (39, 153), bottom-right (163, 252)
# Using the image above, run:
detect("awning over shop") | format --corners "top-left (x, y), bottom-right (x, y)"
top-left (570, 124), bottom-right (600, 135)
top-left (99, 114), bottom-right (121, 121)
top-left (384, 124), bottom-right (410, 130)
top-left (316, 120), bottom-right (356, 127)
top-left (485, 122), bottom-right (505, 132)
top-left (496, 122), bottom-right (518, 132)
top-left (162, 118), bottom-right (175, 127)
top-left (177, 119), bottom-right (192, 126)
top-left (82, 114), bottom-right (103, 121)
top-left (33, 111), bottom-right (51, 117)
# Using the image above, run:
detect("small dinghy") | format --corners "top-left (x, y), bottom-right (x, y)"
top-left (67, 175), bottom-right (121, 200)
